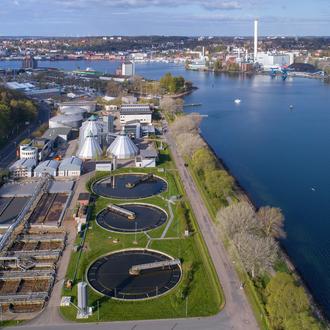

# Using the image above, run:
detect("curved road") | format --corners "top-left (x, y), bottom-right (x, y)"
top-left (11, 126), bottom-right (259, 330)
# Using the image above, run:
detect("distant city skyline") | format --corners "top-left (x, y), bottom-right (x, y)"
top-left (0, 0), bottom-right (329, 37)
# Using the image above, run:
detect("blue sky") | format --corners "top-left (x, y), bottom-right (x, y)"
top-left (0, 0), bottom-right (329, 36)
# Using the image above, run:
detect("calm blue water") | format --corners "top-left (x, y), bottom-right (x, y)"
top-left (2, 60), bottom-right (330, 318)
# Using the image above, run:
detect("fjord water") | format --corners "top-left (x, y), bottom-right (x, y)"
top-left (138, 63), bottom-right (330, 318)
top-left (1, 60), bottom-right (330, 317)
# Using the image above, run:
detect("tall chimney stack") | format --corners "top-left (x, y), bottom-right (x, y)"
top-left (254, 19), bottom-right (258, 63)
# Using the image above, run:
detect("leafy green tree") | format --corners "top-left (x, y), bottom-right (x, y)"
top-left (191, 148), bottom-right (216, 176)
top-left (205, 169), bottom-right (234, 199)
top-left (214, 59), bottom-right (223, 71)
top-left (160, 73), bottom-right (186, 94)
top-left (265, 272), bottom-right (312, 329)
top-left (283, 312), bottom-right (321, 330)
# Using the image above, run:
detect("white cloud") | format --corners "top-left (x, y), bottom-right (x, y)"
top-left (40, 0), bottom-right (243, 10)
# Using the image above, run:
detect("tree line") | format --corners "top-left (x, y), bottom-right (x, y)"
top-left (0, 87), bottom-right (37, 146)
top-left (165, 108), bottom-right (323, 329)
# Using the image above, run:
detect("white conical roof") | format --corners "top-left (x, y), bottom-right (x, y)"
top-left (77, 132), bottom-right (103, 160)
top-left (79, 115), bottom-right (103, 144)
top-left (107, 131), bottom-right (139, 160)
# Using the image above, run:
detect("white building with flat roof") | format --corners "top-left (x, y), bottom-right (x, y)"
top-left (122, 61), bottom-right (135, 76)
top-left (256, 52), bottom-right (293, 70)
top-left (120, 104), bottom-right (152, 125)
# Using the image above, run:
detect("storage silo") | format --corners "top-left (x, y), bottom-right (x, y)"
top-left (107, 131), bottom-right (139, 160)
top-left (77, 282), bottom-right (88, 315)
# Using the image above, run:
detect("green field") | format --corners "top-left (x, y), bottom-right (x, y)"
top-left (60, 148), bottom-right (223, 322)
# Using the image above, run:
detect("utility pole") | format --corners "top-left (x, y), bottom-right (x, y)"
top-left (97, 300), bottom-right (100, 321)
top-left (185, 296), bottom-right (188, 317)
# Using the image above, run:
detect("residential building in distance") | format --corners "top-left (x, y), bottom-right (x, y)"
top-left (121, 61), bottom-right (135, 76)
top-left (22, 55), bottom-right (38, 69)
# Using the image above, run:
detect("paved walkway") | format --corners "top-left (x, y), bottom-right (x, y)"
top-left (164, 129), bottom-right (259, 330)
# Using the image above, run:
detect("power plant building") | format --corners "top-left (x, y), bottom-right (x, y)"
top-left (256, 52), bottom-right (293, 70)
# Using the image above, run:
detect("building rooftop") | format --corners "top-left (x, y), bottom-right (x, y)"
top-left (140, 148), bottom-right (158, 159)
top-left (35, 160), bottom-right (59, 172)
top-left (9, 158), bottom-right (37, 171)
top-left (59, 157), bottom-right (83, 170)
top-left (78, 192), bottom-right (91, 201)
top-left (49, 181), bottom-right (74, 194)
top-left (42, 127), bottom-right (72, 141)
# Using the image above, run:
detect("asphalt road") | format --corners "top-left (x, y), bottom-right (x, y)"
top-left (0, 101), bottom-right (51, 168)
top-left (8, 124), bottom-right (259, 330)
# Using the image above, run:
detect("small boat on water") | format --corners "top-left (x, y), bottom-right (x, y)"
top-left (289, 104), bottom-right (294, 110)
top-left (234, 99), bottom-right (241, 104)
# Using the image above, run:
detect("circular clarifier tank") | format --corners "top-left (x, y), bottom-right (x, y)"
top-left (87, 249), bottom-right (182, 300)
top-left (92, 174), bottom-right (168, 199)
top-left (96, 204), bottom-right (167, 233)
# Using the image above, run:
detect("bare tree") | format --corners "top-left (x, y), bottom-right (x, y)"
top-left (170, 113), bottom-right (202, 137)
top-left (216, 202), bottom-right (261, 240)
top-left (232, 232), bottom-right (279, 278)
top-left (257, 206), bottom-right (286, 239)
top-left (160, 97), bottom-right (184, 114)
top-left (176, 132), bottom-right (205, 157)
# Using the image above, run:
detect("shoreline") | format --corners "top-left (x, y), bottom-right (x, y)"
top-left (186, 67), bottom-right (327, 81)
top-left (198, 132), bottom-right (328, 324)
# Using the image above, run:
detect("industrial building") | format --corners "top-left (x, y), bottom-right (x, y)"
top-left (58, 157), bottom-right (83, 177)
top-left (9, 159), bottom-right (37, 178)
top-left (121, 61), bottom-right (135, 76)
top-left (107, 131), bottom-right (139, 160)
top-left (59, 101), bottom-right (96, 114)
top-left (135, 148), bottom-right (158, 168)
top-left (120, 104), bottom-right (152, 125)
top-left (42, 127), bottom-right (72, 144)
top-left (34, 160), bottom-right (59, 177)
top-left (20, 138), bottom-right (53, 162)
top-left (79, 115), bottom-right (105, 145)
top-left (256, 52), bottom-right (293, 70)
top-left (49, 114), bottom-right (83, 129)
top-left (77, 134), bottom-right (103, 160)
top-left (20, 145), bottom-right (38, 161)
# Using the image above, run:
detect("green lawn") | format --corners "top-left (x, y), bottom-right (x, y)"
top-left (60, 151), bottom-right (223, 322)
